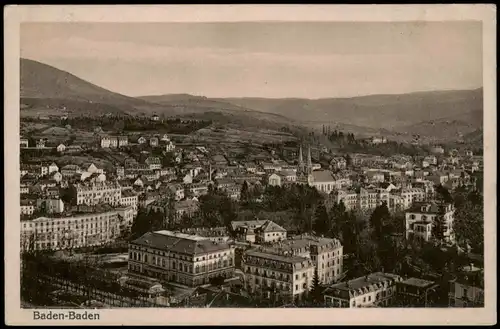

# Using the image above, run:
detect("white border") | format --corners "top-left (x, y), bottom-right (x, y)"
top-left (4, 4), bottom-right (497, 325)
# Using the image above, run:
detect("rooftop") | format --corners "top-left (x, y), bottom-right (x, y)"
top-left (399, 277), bottom-right (437, 288)
top-left (325, 272), bottom-right (403, 295)
top-left (245, 249), bottom-right (311, 264)
top-left (131, 231), bottom-right (231, 255)
top-left (311, 170), bottom-right (335, 183)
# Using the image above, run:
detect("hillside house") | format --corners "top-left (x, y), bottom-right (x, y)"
top-left (20, 138), bottom-right (29, 148)
top-left (36, 138), bottom-right (46, 148)
top-left (165, 141), bottom-right (176, 152)
top-left (150, 137), bottom-right (159, 147)
top-left (405, 202), bottom-right (455, 244)
top-left (145, 157), bottom-right (162, 170)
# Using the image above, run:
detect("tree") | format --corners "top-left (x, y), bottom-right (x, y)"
top-left (432, 214), bottom-right (446, 245)
top-left (329, 201), bottom-right (347, 238)
top-left (369, 202), bottom-right (390, 242)
top-left (309, 268), bottom-right (323, 306)
top-left (454, 194), bottom-right (484, 254)
top-left (130, 208), bottom-right (150, 239)
top-left (313, 202), bottom-right (329, 236)
top-left (345, 154), bottom-right (352, 167)
top-left (240, 181), bottom-right (251, 204)
top-left (436, 184), bottom-right (453, 203)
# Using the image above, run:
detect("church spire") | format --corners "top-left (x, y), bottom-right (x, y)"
top-left (307, 145), bottom-right (312, 173)
top-left (298, 144), bottom-right (304, 171)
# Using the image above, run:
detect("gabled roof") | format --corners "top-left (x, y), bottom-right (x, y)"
top-left (311, 170), bottom-right (335, 183)
top-left (131, 231), bottom-right (230, 255)
top-left (257, 220), bottom-right (287, 233)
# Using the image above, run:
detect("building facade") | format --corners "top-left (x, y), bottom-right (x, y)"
top-left (20, 207), bottom-right (122, 252)
top-left (242, 249), bottom-right (315, 302)
top-left (324, 272), bottom-right (403, 308)
top-left (405, 202), bottom-right (455, 244)
top-left (72, 181), bottom-right (122, 206)
top-left (128, 230), bottom-right (235, 287)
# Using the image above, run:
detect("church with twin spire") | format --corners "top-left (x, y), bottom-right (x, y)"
top-left (297, 144), bottom-right (314, 185)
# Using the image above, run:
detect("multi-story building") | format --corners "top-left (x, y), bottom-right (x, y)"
top-left (186, 183), bottom-right (209, 197)
top-left (109, 137), bottom-right (118, 148)
top-left (242, 249), bottom-right (315, 303)
top-left (399, 188), bottom-right (426, 209)
top-left (116, 205), bottom-right (135, 229)
top-left (60, 164), bottom-right (82, 178)
top-left (36, 197), bottom-right (65, 214)
top-left (411, 180), bottom-right (435, 200)
top-left (120, 189), bottom-right (138, 215)
top-left (128, 230), bottom-right (235, 287)
top-left (101, 136), bottom-right (128, 148)
top-left (145, 157), bottom-right (162, 170)
top-left (100, 136), bottom-right (111, 148)
top-left (448, 264), bottom-right (484, 307)
top-left (330, 157), bottom-right (347, 170)
top-left (365, 171), bottom-right (385, 184)
top-left (334, 188), bottom-right (390, 212)
top-left (333, 189), bottom-right (359, 211)
top-left (395, 277), bottom-right (440, 307)
top-left (181, 227), bottom-right (231, 244)
top-left (72, 181), bottom-right (122, 206)
top-left (323, 272), bottom-right (403, 308)
top-left (117, 136), bottom-right (128, 147)
top-left (20, 138), bottom-right (29, 148)
top-left (231, 220), bottom-right (287, 244)
top-left (405, 202), bottom-right (455, 244)
top-left (358, 188), bottom-right (380, 210)
top-left (20, 199), bottom-right (36, 215)
top-left (254, 221), bottom-right (288, 244)
top-left (270, 235), bottom-right (343, 285)
top-left (20, 206), bottom-right (122, 252)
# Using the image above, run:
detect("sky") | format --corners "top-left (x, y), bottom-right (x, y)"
top-left (20, 21), bottom-right (483, 99)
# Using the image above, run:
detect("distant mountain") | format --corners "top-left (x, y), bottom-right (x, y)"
top-left (21, 58), bottom-right (151, 113)
top-left (20, 59), bottom-right (294, 129)
top-left (391, 110), bottom-right (483, 140)
top-left (463, 128), bottom-right (483, 145)
top-left (218, 89), bottom-right (483, 130)
top-left (21, 58), bottom-right (483, 141)
top-left (138, 94), bottom-right (295, 125)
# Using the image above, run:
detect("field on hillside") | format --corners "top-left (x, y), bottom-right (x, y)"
top-left (188, 126), bottom-right (298, 145)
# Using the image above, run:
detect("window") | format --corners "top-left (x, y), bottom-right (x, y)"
top-left (295, 285), bottom-right (298, 290)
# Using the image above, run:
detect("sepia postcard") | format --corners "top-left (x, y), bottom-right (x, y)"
top-left (4, 4), bottom-right (497, 326)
